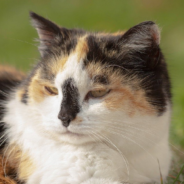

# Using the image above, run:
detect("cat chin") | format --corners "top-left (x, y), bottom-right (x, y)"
top-left (60, 134), bottom-right (94, 145)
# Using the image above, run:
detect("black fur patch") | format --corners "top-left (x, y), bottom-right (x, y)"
top-left (0, 78), bottom-right (21, 149)
top-left (21, 89), bottom-right (29, 104)
top-left (30, 12), bottom-right (83, 59)
top-left (19, 63), bottom-right (41, 104)
top-left (58, 78), bottom-right (80, 127)
top-left (84, 23), bottom-right (171, 115)
top-left (93, 75), bottom-right (109, 85)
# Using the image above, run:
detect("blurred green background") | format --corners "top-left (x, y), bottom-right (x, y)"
top-left (0, 0), bottom-right (184, 151)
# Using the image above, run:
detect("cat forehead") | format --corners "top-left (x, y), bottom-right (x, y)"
top-left (54, 53), bottom-right (90, 88)
top-left (45, 34), bottom-right (121, 84)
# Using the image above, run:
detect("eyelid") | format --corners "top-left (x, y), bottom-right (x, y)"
top-left (91, 87), bottom-right (107, 91)
top-left (85, 88), bottom-right (110, 100)
top-left (91, 83), bottom-right (109, 91)
top-left (44, 86), bottom-right (58, 95)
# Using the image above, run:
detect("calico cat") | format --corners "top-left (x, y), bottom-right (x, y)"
top-left (0, 12), bottom-right (172, 184)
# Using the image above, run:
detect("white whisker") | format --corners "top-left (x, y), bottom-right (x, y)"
top-left (88, 129), bottom-right (130, 182)
top-left (106, 128), bottom-right (158, 162)
top-left (3, 144), bottom-right (16, 177)
top-left (0, 90), bottom-right (9, 98)
top-left (0, 134), bottom-right (6, 141)
top-left (0, 137), bottom-right (8, 147)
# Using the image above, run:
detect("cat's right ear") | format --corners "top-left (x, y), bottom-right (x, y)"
top-left (30, 12), bottom-right (69, 57)
top-left (118, 21), bottom-right (161, 70)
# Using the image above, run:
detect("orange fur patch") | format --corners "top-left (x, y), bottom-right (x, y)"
top-left (17, 88), bottom-right (26, 101)
top-left (0, 154), bottom-right (17, 184)
top-left (86, 62), bottom-right (106, 79)
top-left (86, 62), bottom-right (155, 116)
top-left (50, 56), bottom-right (68, 75)
top-left (28, 69), bottom-right (59, 103)
top-left (104, 87), bottom-right (155, 116)
top-left (75, 36), bottom-right (88, 62)
top-left (0, 65), bottom-right (25, 81)
top-left (28, 36), bottom-right (89, 103)
top-left (2, 144), bottom-right (35, 183)
top-left (29, 77), bottom-right (45, 103)
top-left (18, 152), bottom-right (35, 181)
top-left (111, 31), bottom-right (125, 36)
top-left (73, 116), bottom-right (83, 125)
top-left (98, 31), bottom-right (125, 36)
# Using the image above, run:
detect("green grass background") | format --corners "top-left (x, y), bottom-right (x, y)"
top-left (0, 0), bottom-right (184, 152)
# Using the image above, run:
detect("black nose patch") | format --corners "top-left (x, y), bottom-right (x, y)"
top-left (58, 78), bottom-right (80, 127)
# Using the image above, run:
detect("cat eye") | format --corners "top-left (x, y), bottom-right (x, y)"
top-left (44, 86), bottom-right (58, 95)
top-left (89, 89), bottom-right (110, 98)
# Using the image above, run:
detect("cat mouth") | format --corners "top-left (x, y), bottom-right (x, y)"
top-left (60, 130), bottom-right (92, 145)
top-left (62, 130), bottom-right (83, 137)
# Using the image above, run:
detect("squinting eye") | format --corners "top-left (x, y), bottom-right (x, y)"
top-left (44, 86), bottom-right (58, 95)
top-left (89, 89), bottom-right (110, 98)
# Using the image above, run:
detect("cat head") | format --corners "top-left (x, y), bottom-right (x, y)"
top-left (17, 12), bottom-right (171, 145)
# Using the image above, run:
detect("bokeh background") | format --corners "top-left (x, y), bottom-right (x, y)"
top-left (0, 0), bottom-right (183, 163)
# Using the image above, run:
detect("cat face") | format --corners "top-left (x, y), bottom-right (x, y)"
top-left (17, 12), bottom-right (171, 145)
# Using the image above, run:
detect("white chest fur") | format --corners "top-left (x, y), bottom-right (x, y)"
top-left (26, 142), bottom-right (125, 184)
top-left (4, 98), bottom-right (171, 184)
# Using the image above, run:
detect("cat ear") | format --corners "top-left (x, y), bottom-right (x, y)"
top-left (30, 12), bottom-right (69, 57)
top-left (119, 21), bottom-right (161, 70)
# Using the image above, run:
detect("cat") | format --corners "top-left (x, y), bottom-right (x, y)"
top-left (0, 12), bottom-right (172, 184)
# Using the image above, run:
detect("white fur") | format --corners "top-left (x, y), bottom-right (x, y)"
top-left (3, 53), bottom-right (171, 184)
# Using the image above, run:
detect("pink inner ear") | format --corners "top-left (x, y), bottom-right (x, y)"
top-left (151, 25), bottom-right (160, 45)
top-left (36, 28), bottom-right (55, 41)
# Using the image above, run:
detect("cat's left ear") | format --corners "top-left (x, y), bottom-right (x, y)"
top-left (30, 12), bottom-right (69, 57)
top-left (119, 21), bottom-right (161, 70)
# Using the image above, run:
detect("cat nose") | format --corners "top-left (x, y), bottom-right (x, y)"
top-left (58, 108), bottom-right (76, 127)
top-left (58, 113), bottom-right (71, 127)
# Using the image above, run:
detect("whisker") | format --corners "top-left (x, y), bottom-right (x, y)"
top-left (3, 144), bottom-right (16, 177)
top-left (106, 127), bottom-right (157, 145)
top-left (97, 124), bottom-right (158, 145)
top-left (9, 38), bottom-right (37, 47)
top-left (89, 130), bottom-right (130, 182)
top-left (98, 118), bottom-right (157, 132)
top-left (85, 131), bottom-right (98, 144)
top-left (0, 137), bottom-right (8, 147)
top-left (99, 123), bottom-right (157, 137)
top-left (2, 142), bottom-right (12, 177)
top-left (103, 64), bottom-right (130, 72)
top-left (82, 126), bottom-right (105, 145)
top-left (0, 90), bottom-right (9, 98)
top-left (97, 121), bottom-right (182, 155)
top-left (81, 126), bottom-right (130, 181)
top-left (0, 134), bottom-right (6, 141)
top-left (105, 128), bottom-right (165, 180)
top-left (169, 143), bottom-right (184, 156)
top-left (106, 128), bottom-right (158, 162)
